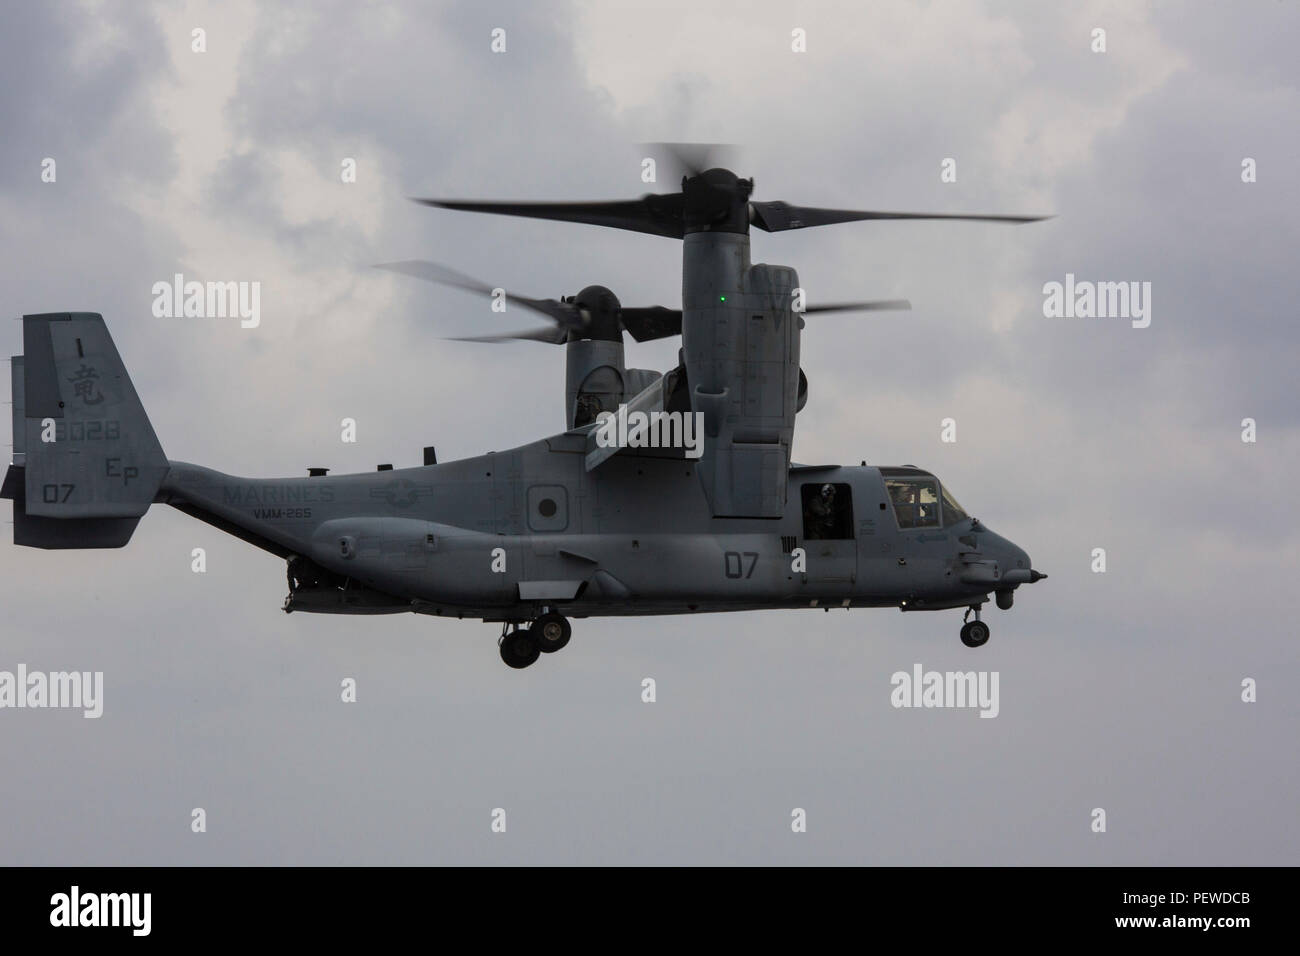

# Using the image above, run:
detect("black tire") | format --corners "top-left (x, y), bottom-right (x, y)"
top-left (500, 628), bottom-right (541, 668)
top-left (960, 620), bottom-right (990, 648)
top-left (534, 612), bottom-right (571, 653)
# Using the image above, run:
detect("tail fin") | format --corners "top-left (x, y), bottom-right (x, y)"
top-left (2, 312), bottom-right (167, 548)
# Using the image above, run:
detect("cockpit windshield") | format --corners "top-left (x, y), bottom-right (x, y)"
top-left (941, 485), bottom-right (969, 526)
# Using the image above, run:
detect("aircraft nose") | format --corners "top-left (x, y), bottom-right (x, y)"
top-left (978, 529), bottom-right (1046, 586)
top-left (1010, 543), bottom-right (1031, 573)
top-left (1000, 541), bottom-right (1046, 586)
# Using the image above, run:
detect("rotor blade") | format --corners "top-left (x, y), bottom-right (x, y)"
top-left (445, 326), bottom-right (568, 345)
top-left (803, 299), bottom-right (912, 314)
top-left (375, 259), bottom-right (491, 297)
top-left (374, 260), bottom-right (582, 329)
top-left (619, 306), bottom-right (682, 342)
top-left (750, 201), bottom-right (1050, 232)
top-left (412, 196), bottom-right (686, 239)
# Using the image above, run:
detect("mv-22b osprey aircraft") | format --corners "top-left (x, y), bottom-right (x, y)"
top-left (4, 146), bottom-right (1048, 669)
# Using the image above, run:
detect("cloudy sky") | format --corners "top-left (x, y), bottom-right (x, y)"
top-left (0, 0), bottom-right (1296, 864)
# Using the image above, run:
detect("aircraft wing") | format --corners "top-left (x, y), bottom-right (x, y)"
top-left (583, 374), bottom-right (668, 472)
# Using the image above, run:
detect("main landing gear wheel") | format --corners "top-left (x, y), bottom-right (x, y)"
top-left (500, 627), bottom-right (541, 669)
top-left (534, 612), bottom-right (571, 653)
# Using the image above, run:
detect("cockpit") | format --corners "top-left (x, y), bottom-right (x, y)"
top-left (880, 467), bottom-right (970, 529)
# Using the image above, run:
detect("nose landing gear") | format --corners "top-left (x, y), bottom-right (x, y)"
top-left (498, 610), bottom-right (572, 668)
top-left (960, 604), bottom-right (990, 648)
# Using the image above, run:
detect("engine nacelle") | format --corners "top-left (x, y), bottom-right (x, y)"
top-left (682, 235), bottom-right (801, 517)
top-left (566, 338), bottom-right (626, 428)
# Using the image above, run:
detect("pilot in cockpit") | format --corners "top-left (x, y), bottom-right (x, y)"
top-left (889, 482), bottom-right (914, 527)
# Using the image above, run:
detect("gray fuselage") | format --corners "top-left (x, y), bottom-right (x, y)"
top-left (160, 432), bottom-right (1032, 622)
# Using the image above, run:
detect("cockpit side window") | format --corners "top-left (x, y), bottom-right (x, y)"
top-left (886, 478), bottom-right (940, 529)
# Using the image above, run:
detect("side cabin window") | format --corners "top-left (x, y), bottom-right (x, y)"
top-left (801, 482), bottom-right (854, 540)
top-left (886, 478), bottom-right (940, 529)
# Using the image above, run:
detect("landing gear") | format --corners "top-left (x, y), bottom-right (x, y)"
top-left (499, 625), bottom-right (541, 669)
top-left (534, 611), bottom-right (572, 653)
top-left (498, 612), bottom-right (572, 668)
top-left (960, 605), bottom-right (990, 648)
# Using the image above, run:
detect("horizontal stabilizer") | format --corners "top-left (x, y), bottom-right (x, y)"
top-left (2, 465), bottom-right (141, 548)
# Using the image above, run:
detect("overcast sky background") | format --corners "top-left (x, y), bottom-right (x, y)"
top-left (1, 0), bottom-right (1296, 865)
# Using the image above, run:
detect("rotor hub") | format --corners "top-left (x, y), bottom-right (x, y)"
top-left (681, 168), bottom-right (753, 235)
top-left (571, 284), bottom-right (623, 342)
